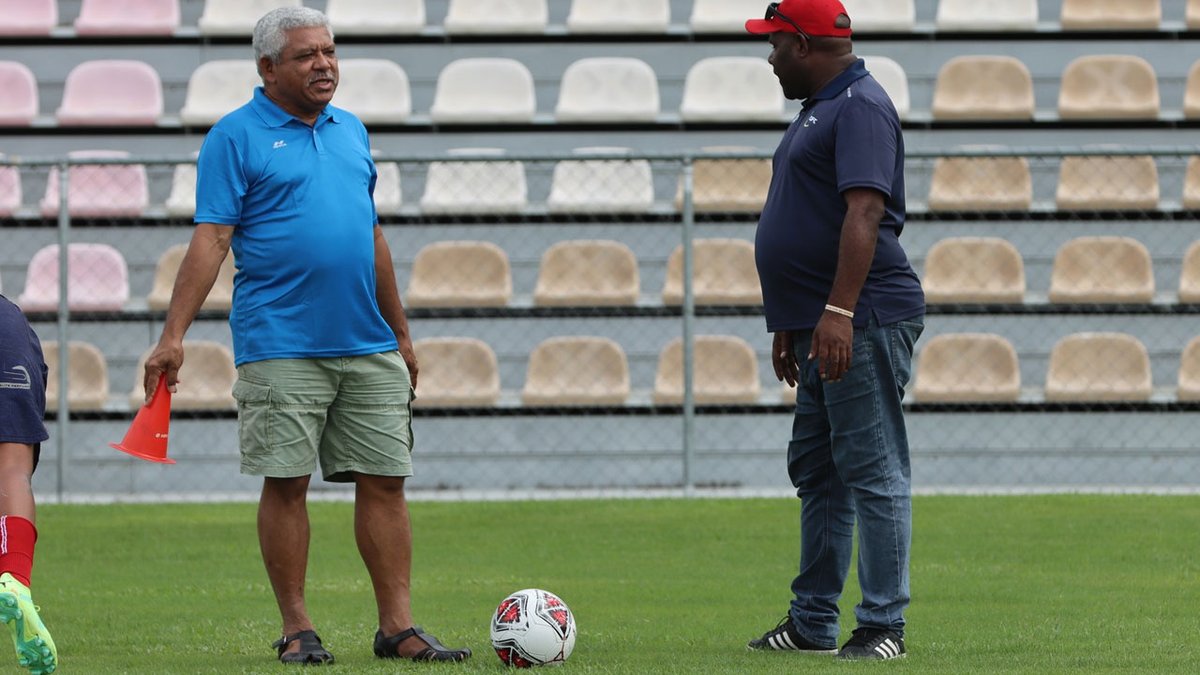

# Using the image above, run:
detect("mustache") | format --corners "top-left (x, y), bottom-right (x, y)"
top-left (308, 71), bottom-right (335, 84)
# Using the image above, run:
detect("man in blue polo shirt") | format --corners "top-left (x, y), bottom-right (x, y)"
top-left (743, 0), bottom-right (925, 661)
top-left (141, 7), bottom-right (469, 666)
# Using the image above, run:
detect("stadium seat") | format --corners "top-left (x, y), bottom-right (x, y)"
top-left (566, 0), bottom-right (669, 33)
top-left (198, 0), bottom-right (301, 35)
top-left (405, 241), bottom-right (512, 308)
top-left (56, 60), bottom-right (163, 126)
top-left (42, 341), bottom-right (110, 411)
top-left (331, 59), bottom-right (411, 124)
top-left (662, 238), bottom-right (762, 306)
top-left (690, 0), bottom-right (764, 32)
top-left (429, 58), bottom-right (536, 124)
top-left (1048, 236), bottom-right (1154, 303)
top-left (1176, 336), bottom-right (1200, 400)
top-left (1190, 0), bottom-right (1200, 29)
top-left (373, 161), bottom-right (402, 216)
top-left (862, 56), bottom-right (910, 119)
top-left (680, 57), bottom-right (784, 122)
top-left (410, 338), bottom-right (500, 407)
top-left (326, 0), bottom-right (425, 35)
top-left (146, 244), bottom-right (236, 311)
top-left (17, 243), bottom-right (130, 312)
top-left (0, 62), bottom-right (38, 126)
top-left (912, 333), bottom-right (1021, 403)
top-left (1055, 155), bottom-right (1159, 211)
top-left (130, 341), bottom-right (236, 410)
top-left (922, 237), bottom-right (1026, 304)
top-left (74, 0), bottom-right (180, 35)
top-left (0, 0), bottom-right (57, 35)
top-left (840, 0), bottom-right (915, 32)
top-left (555, 58), bottom-right (660, 123)
top-left (533, 239), bottom-right (640, 306)
top-left (1060, 0), bottom-right (1161, 30)
top-left (180, 60), bottom-right (260, 126)
top-left (40, 150), bottom-right (149, 218)
top-left (1184, 61), bottom-right (1200, 119)
top-left (522, 336), bottom-right (630, 406)
top-left (1058, 55), bottom-right (1159, 120)
top-left (935, 0), bottom-right (1038, 31)
top-left (684, 150), bottom-right (773, 212)
top-left (0, 157), bottom-right (20, 217)
top-left (1178, 241), bottom-right (1200, 303)
top-left (165, 162), bottom-right (195, 217)
top-left (546, 148), bottom-right (654, 213)
top-left (927, 155), bottom-right (1032, 211)
top-left (653, 335), bottom-right (761, 405)
top-left (1044, 333), bottom-right (1152, 402)
top-left (1183, 157), bottom-right (1200, 209)
top-left (419, 149), bottom-right (527, 214)
top-left (443, 0), bottom-right (546, 34)
top-left (931, 56), bottom-right (1034, 120)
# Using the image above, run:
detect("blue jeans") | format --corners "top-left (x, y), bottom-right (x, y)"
top-left (784, 316), bottom-right (923, 648)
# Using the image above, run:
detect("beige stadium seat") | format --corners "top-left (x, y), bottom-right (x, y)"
top-left (147, 244), bottom-right (236, 311)
top-left (1184, 61), bottom-right (1200, 119)
top-left (1058, 55), bottom-right (1159, 120)
top-left (690, 0), bottom-right (764, 32)
top-left (566, 0), bottom-right (669, 33)
top-left (443, 0), bottom-right (546, 34)
top-left (332, 59), bottom-right (411, 124)
top-left (373, 161), bottom-right (402, 216)
top-left (1060, 0), bottom-right (1161, 30)
top-left (1180, 241), bottom-right (1200, 303)
top-left (419, 149), bottom-right (527, 214)
top-left (662, 239), bottom-right (762, 306)
top-left (1191, 0), bottom-right (1200, 29)
top-left (165, 162), bottom-right (196, 217)
top-left (405, 241), bottom-right (512, 308)
top-left (555, 58), bottom-right (660, 123)
top-left (684, 151), bottom-right (773, 212)
top-left (935, 0), bottom-right (1038, 30)
top-left (922, 237), bottom-right (1026, 304)
top-left (180, 60), bottom-right (260, 126)
top-left (1184, 157), bottom-right (1200, 209)
top-left (1176, 336), bottom-right (1200, 400)
top-left (912, 333), bottom-right (1020, 403)
top-left (1055, 155), bottom-right (1159, 211)
top-left (927, 155), bottom-right (1032, 212)
top-left (840, 0), bottom-right (915, 32)
top-left (411, 338), bottom-right (500, 407)
top-left (1045, 333), bottom-right (1152, 402)
top-left (932, 56), bottom-right (1034, 120)
top-left (680, 57), bottom-right (784, 122)
top-left (130, 340), bottom-right (237, 410)
top-left (546, 148), bottom-right (654, 213)
top-left (198, 0), bottom-right (301, 35)
top-left (43, 341), bottom-right (109, 411)
top-left (1049, 237), bottom-right (1154, 303)
top-left (533, 240), bottom-right (639, 306)
top-left (326, 0), bottom-right (425, 35)
top-left (862, 56), bottom-right (910, 119)
top-left (653, 335), bottom-right (761, 405)
top-left (429, 58), bottom-right (536, 124)
top-left (521, 336), bottom-right (630, 406)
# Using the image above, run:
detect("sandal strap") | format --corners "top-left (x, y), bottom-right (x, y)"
top-left (374, 626), bottom-right (471, 662)
top-left (272, 629), bottom-right (334, 664)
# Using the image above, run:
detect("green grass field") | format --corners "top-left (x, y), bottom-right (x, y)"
top-left (18, 495), bottom-right (1200, 673)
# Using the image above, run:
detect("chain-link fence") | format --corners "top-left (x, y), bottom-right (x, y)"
top-left (3, 147), bottom-right (1199, 500)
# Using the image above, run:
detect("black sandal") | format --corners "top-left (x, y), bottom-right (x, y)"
top-left (272, 629), bottom-right (335, 665)
top-left (373, 626), bottom-right (471, 662)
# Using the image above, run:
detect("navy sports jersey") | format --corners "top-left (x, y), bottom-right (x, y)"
top-left (0, 295), bottom-right (48, 455)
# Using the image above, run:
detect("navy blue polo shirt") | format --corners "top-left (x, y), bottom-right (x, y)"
top-left (754, 59), bottom-right (924, 332)
top-left (196, 87), bottom-right (397, 365)
top-left (0, 295), bottom-right (48, 451)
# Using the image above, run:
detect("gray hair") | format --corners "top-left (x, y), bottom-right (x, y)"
top-left (252, 7), bottom-right (333, 64)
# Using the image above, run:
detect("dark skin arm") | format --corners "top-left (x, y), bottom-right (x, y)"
top-left (374, 225), bottom-right (418, 389)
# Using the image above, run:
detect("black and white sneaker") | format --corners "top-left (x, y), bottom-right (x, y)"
top-left (747, 617), bottom-right (837, 654)
top-left (837, 627), bottom-right (906, 660)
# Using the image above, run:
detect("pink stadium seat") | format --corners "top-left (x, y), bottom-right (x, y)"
top-left (75, 0), bottom-right (181, 36)
top-left (40, 150), bottom-right (149, 218)
top-left (0, 158), bottom-right (21, 217)
top-left (0, 62), bottom-right (38, 126)
top-left (56, 60), bottom-right (163, 126)
top-left (0, 0), bottom-right (57, 35)
top-left (17, 243), bottom-right (130, 312)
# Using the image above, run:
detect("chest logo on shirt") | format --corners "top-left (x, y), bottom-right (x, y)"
top-left (802, 114), bottom-right (819, 128)
top-left (273, 140), bottom-right (287, 149)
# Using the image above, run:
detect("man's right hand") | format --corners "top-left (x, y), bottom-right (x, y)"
top-left (142, 340), bottom-right (184, 404)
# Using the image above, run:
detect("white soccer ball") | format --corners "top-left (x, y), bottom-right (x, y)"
top-left (490, 588), bottom-right (576, 667)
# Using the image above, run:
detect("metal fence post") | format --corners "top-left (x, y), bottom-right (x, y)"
top-left (55, 160), bottom-right (70, 500)
top-left (681, 157), bottom-right (696, 496)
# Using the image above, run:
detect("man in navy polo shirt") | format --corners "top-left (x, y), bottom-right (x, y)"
top-left (141, 7), bottom-right (469, 666)
top-left (743, 0), bottom-right (925, 661)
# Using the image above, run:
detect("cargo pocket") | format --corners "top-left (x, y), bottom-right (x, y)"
top-left (232, 379), bottom-right (272, 460)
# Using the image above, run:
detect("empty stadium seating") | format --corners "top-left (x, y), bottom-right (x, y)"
top-left (555, 58), bottom-right (660, 123)
top-left (1190, 0), bottom-right (1200, 29)
top-left (653, 336), bottom-right (761, 405)
top-left (429, 59), bottom-right (537, 124)
top-left (1179, 241), bottom-right (1200, 303)
top-left (841, 0), bottom-right (915, 32)
top-left (146, 244), bottom-right (236, 311)
top-left (931, 56), bottom-right (1034, 120)
top-left (198, 0), bottom-right (301, 36)
top-left (565, 0), bottom-right (670, 33)
top-left (521, 336), bottom-right (630, 406)
top-left (1058, 55), bottom-right (1160, 120)
top-left (326, 0), bottom-right (425, 35)
top-left (179, 60), bottom-right (260, 126)
top-left (0, 62), bottom-right (38, 126)
top-left (1048, 237), bottom-right (1155, 304)
top-left (165, 161), bottom-right (196, 217)
top-left (1044, 333), bottom-right (1153, 402)
top-left (862, 56), bottom-right (910, 119)
top-left (1185, 61), bottom-right (1200, 119)
top-left (921, 237), bottom-right (1026, 304)
top-left (685, 151), bottom-right (772, 212)
top-left (926, 155), bottom-right (1033, 211)
top-left (1177, 336), bottom-right (1200, 400)
top-left (0, 158), bottom-right (20, 218)
top-left (129, 340), bottom-right (236, 410)
top-left (443, 0), bottom-right (547, 34)
top-left (56, 60), bottom-right (163, 126)
top-left (935, 0), bottom-right (1038, 31)
top-left (42, 340), bottom-right (110, 411)
top-left (17, 243), bottom-right (130, 312)
top-left (913, 333), bottom-right (1021, 403)
top-left (419, 149), bottom-right (527, 214)
top-left (662, 239), bottom-right (762, 306)
top-left (332, 59), bottom-right (411, 124)
top-left (0, 0), bottom-right (57, 36)
top-left (680, 57), bottom-right (783, 122)
top-left (1055, 154), bottom-right (1159, 210)
top-left (40, 150), bottom-right (149, 218)
top-left (546, 149), bottom-right (654, 213)
top-left (690, 0), bottom-right (763, 33)
top-left (373, 161), bottom-right (403, 215)
top-left (404, 241), bottom-right (512, 308)
top-left (74, 0), bottom-right (181, 36)
top-left (1060, 0), bottom-right (1161, 30)
top-left (533, 240), bottom-right (640, 306)
top-left (411, 337), bottom-right (500, 407)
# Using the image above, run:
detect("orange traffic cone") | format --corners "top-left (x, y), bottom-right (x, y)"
top-left (109, 372), bottom-right (176, 464)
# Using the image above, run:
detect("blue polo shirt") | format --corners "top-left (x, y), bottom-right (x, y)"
top-left (754, 59), bottom-right (924, 332)
top-left (196, 87), bottom-right (397, 365)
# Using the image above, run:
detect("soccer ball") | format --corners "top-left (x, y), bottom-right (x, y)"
top-left (490, 588), bottom-right (576, 667)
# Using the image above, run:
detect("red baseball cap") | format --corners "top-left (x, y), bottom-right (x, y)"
top-left (745, 0), bottom-right (853, 37)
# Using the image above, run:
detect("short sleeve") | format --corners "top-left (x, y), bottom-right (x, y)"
top-left (194, 127), bottom-right (248, 226)
top-left (834, 99), bottom-right (898, 198)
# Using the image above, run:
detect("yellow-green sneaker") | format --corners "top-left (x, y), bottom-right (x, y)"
top-left (0, 573), bottom-right (56, 674)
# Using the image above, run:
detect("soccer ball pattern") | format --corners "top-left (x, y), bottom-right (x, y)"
top-left (490, 588), bottom-right (576, 667)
